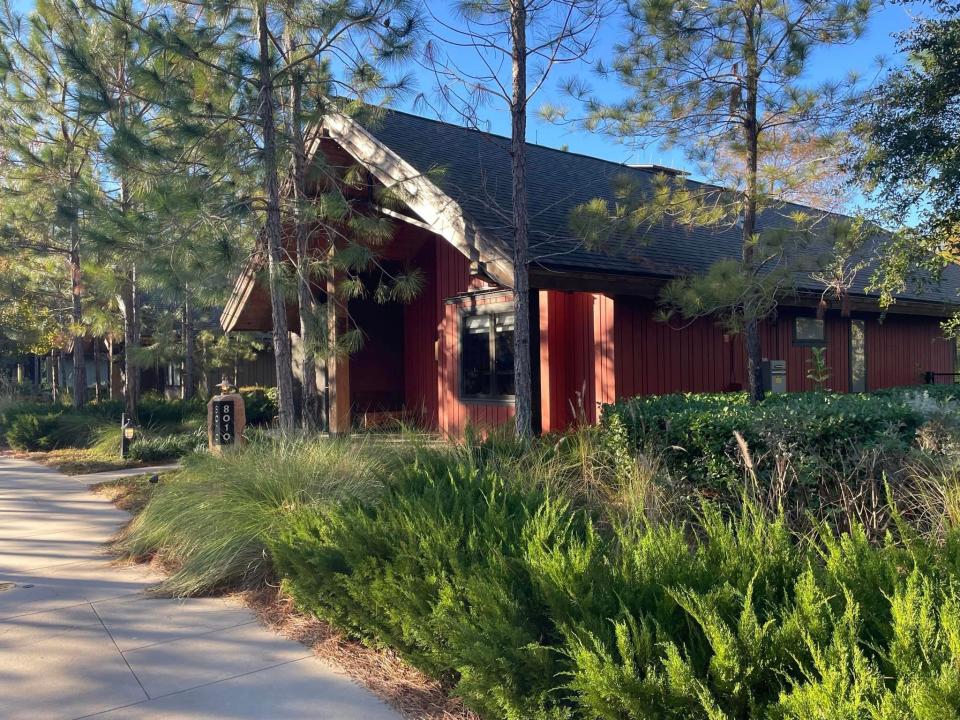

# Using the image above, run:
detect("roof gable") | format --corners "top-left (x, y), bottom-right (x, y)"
top-left (343, 108), bottom-right (960, 309)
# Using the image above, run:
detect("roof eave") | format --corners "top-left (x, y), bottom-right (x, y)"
top-left (316, 111), bottom-right (515, 289)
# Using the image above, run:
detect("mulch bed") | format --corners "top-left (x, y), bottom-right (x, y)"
top-left (239, 587), bottom-right (479, 720)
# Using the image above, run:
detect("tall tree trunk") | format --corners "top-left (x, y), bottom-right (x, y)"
top-left (93, 336), bottom-right (102, 402)
top-left (107, 337), bottom-right (115, 400)
top-left (742, 9), bottom-right (763, 404)
top-left (122, 266), bottom-right (140, 422)
top-left (182, 296), bottom-right (195, 400)
top-left (50, 349), bottom-right (59, 403)
top-left (289, 60), bottom-right (320, 431)
top-left (510, 0), bottom-right (532, 437)
top-left (258, 6), bottom-right (296, 433)
top-left (69, 220), bottom-right (86, 408)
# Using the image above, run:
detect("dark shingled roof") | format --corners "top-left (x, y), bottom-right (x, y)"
top-left (363, 108), bottom-right (960, 308)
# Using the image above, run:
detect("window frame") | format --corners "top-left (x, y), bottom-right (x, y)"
top-left (849, 318), bottom-right (867, 393)
top-left (458, 303), bottom-right (516, 404)
top-left (792, 316), bottom-right (826, 346)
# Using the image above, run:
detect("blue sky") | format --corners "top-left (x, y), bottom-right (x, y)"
top-left (403, 1), bottom-right (927, 178)
top-left (9, 0), bottom-right (925, 179)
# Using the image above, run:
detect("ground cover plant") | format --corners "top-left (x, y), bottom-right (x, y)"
top-left (0, 386), bottom-right (276, 472)
top-left (117, 386), bottom-right (960, 719)
top-left (272, 435), bottom-right (960, 719)
top-left (603, 386), bottom-right (960, 534)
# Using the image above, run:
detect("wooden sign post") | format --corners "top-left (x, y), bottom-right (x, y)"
top-left (207, 384), bottom-right (246, 454)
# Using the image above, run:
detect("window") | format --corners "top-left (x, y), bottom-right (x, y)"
top-left (850, 319), bottom-right (866, 393)
top-left (460, 311), bottom-right (515, 400)
top-left (794, 317), bottom-right (825, 345)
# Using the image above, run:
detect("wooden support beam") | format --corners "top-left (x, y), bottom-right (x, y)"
top-left (326, 274), bottom-right (352, 435)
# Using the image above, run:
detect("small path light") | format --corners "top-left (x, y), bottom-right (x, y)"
top-left (149, 473), bottom-right (160, 485)
top-left (120, 413), bottom-right (137, 459)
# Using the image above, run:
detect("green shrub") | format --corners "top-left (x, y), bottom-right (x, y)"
top-left (138, 395), bottom-right (205, 427)
top-left (129, 431), bottom-right (201, 463)
top-left (116, 437), bottom-right (387, 596)
top-left (4, 411), bottom-right (113, 451)
top-left (238, 386), bottom-right (277, 426)
top-left (273, 447), bottom-right (569, 718)
top-left (272, 448), bottom-right (960, 720)
top-left (5, 413), bottom-right (62, 450)
top-left (602, 390), bottom-right (924, 489)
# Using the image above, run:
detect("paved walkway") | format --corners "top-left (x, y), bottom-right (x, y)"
top-left (0, 456), bottom-right (401, 720)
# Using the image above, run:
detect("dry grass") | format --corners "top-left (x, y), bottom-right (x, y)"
top-left (2, 446), bottom-right (142, 475)
top-left (239, 587), bottom-right (480, 720)
top-left (92, 474), bottom-right (157, 514)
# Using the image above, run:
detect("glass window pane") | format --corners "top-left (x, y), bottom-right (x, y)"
top-left (795, 317), bottom-right (825, 343)
top-left (850, 319), bottom-right (866, 393)
top-left (494, 314), bottom-right (515, 396)
top-left (462, 315), bottom-right (491, 396)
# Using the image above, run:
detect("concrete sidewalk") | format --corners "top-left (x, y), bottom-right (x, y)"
top-left (0, 456), bottom-right (401, 720)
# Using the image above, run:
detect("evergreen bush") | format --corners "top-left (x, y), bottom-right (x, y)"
top-left (272, 450), bottom-right (960, 719)
top-left (602, 390), bottom-right (927, 488)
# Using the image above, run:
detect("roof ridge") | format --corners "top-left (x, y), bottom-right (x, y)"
top-left (376, 107), bottom-right (850, 219)
top-left (378, 106), bottom-right (685, 177)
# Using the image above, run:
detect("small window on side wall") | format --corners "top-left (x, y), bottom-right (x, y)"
top-left (460, 310), bottom-right (515, 401)
top-left (794, 317), bottom-right (825, 345)
top-left (850, 319), bottom-right (866, 393)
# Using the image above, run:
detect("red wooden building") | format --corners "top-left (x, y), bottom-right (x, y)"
top-left (222, 109), bottom-right (958, 436)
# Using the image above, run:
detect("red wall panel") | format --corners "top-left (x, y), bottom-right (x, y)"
top-left (439, 290), bottom-right (515, 437)
top-left (403, 229), bottom-right (955, 438)
top-left (613, 298), bottom-right (954, 399)
top-left (403, 237), bottom-right (440, 428)
top-left (538, 291), bottom-right (616, 432)
top-left (865, 315), bottom-right (955, 389)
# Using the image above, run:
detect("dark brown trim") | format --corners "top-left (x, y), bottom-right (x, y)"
top-left (444, 287), bottom-right (511, 304)
top-left (529, 266), bottom-right (958, 318)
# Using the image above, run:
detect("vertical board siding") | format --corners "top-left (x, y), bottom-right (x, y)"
top-left (538, 290), bottom-right (616, 432)
top-left (408, 231), bottom-right (955, 438)
top-left (613, 298), bottom-right (954, 397)
top-left (613, 297), bottom-right (953, 400)
top-left (594, 294), bottom-right (616, 413)
top-left (434, 237), bottom-right (514, 437)
top-left (866, 315), bottom-right (955, 389)
top-left (403, 237), bottom-right (440, 428)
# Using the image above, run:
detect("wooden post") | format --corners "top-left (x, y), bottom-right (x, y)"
top-left (592, 293), bottom-right (616, 423)
top-left (326, 276), bottom-right (351, 435)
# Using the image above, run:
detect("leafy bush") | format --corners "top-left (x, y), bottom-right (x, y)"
top-left (4, 410), bottom-right (115, 451)
top-left (115, 437), bottom-right (388, 596)
top-left (602, 390), bottom-right (925, 489)
top-left (238, 386), bottom-right (277, 426)
top-left (272, 445), bottom-right (960, 720)
top-left (138, 395), bottom-right (205, 427)
top-left (129, 431), bottom-right (201, 463)
top-left (5, 413), bottom-right (62, 450)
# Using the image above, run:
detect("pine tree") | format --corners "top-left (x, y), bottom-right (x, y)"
top-left (569, 0), bottom-right (874, 402)
top-left (82, 0), bottom-right (420, 433)
top-left (0, 0), bottom-right (103, 407)
top-left (422, 0), bottom-right (608, 436)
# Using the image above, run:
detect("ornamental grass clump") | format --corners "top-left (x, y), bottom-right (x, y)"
top-left (117, 437), bottom-right (388, 596)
